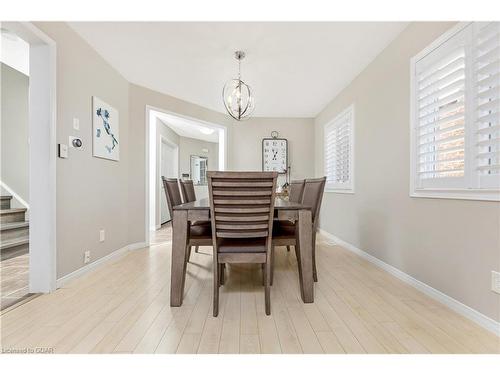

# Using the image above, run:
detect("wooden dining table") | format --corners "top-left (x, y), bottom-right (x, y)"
top-left (170, 197), bottom-right (314, 307)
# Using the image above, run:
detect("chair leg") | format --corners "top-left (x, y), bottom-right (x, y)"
top-left (219, 263), bottom-right (225, 285)
top-left (264, 260), bottom-right (271, 315)
top-left (187, 246), bottom-right (193, 262)
top-left (183, 244), bottom-right (190, 268)
top-left (261, 263), bottom-right (265, 286)
top-left (195, 245), bottom-right (199, 253)
top-left (286, 245), bottom-right (291, 252)
top-left (294, 243), bottom-right (305, 298)
top-left (270, 246), bottom-right (275, 286)
top-left (213, 261), bottom-right (219, 317)
top-left (312, 233), bottom-right (318, 282)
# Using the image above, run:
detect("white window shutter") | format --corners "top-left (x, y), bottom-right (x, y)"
top-left (411, 22), bottom-right (500, 199)
top-left (415, 28), bottom-right (468, 189)
top-left (324, 105), bottom-right (354, 192)
top-left (473, 22), bottom-right (500, 189)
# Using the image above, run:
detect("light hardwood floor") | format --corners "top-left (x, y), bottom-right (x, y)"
top-left (0, 224), bottom-right (498, 354)
top-left (1, 253), bottom-right (29, 310)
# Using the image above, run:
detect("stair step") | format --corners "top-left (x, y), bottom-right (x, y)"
top-left (0, 221), bottom-right (29, 230)
top-left (0, 208), bottom-right (27, 214)
top-left (1, 195), bottom-right (13, 210)
top-left (0, 236), bottom-right (29, 250)
top-left (0, 236), bottom-right (29, 261)
top-left (0, 208), bottom-right (27, 224)
top-left (0, 221), bottom-right (29, 240)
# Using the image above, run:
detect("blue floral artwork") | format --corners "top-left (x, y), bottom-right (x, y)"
top-left (92, 97), bottom-right (120, 161)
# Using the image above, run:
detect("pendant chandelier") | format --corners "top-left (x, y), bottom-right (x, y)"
top-left (222, 50), bottom-right (255, 121)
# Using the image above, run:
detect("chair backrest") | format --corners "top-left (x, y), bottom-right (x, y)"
top-left (288, 179), bottom-right (305, 203)
top-left (207, 171), bottom-right (278, 245)
top-left (162, 177), bottom-right (183, 218)
top-left (180, 179), bottom-right (197, 203)
top-left (301, 177), bottom-right (326, 228)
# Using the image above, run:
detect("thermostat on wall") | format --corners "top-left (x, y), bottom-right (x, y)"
top-left (58, 144), bottom-right (68, 159)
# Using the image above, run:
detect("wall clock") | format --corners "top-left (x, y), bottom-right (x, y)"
top-left (262, 134), bottom-right (288, 174)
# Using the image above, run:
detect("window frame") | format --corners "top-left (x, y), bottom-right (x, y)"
top-left (409, 22), bottom-right (500, 202)
top-left (324, 104), bottom-right (355, 194)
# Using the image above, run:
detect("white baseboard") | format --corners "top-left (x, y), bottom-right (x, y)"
top-left (56, 241), bottom-right (147, 288)
top-left (129, 242), bottom-right (147, 251)
top-left (318, 229), bottom-right (500, 336)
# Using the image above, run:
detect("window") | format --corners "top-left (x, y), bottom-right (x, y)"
top-left (324, 104), bottom-right (354, 193)
top-left (410, 22), bottom-right (500, 201)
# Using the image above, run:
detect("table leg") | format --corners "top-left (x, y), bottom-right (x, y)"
top-left (170, 210), bottom-right (188, 306)
top-left (297, 209), bottom-right (314, 303)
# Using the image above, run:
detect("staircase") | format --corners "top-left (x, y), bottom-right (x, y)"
top-left (0, 195), bottom-right (29, 261)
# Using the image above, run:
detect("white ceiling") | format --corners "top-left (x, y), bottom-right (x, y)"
top-left (69, 22), bottom-right (408, 118)
top-left (1, 28), bottom-right (30, 75)
top-left (153, 110), bottom-right (220, 143)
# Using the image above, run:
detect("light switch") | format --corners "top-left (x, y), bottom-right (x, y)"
top-left (58, 144), bottom-right (68, 158)
top-left (73, 118), bottom-right (80, 130)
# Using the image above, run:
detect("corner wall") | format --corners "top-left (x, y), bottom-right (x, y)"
top-left (314, 22), bottom-right (500, 321)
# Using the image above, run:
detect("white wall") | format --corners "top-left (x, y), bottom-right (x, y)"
top-left (314, 22), bottom-right (500, 322)
top-left (179, 137), bottom-right (218, 172)
top-left (228, 117), bottom-right (315, 187)
top-left (35, 22), bottom-right (131, 279)
top-left (1, 62), bottom-right (30, 206)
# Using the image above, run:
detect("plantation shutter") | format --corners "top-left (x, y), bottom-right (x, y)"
top-left (473, 22), bottom-right (500, 189)
top-left (324, 107), bottom-right (353, 191)
top-left (412, 22), bottom-right (500, 199)
top-left (415, 27), bottom-right (468, 189)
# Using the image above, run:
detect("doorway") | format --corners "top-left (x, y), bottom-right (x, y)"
top-left (159, 137), bottom-right (178, 225)
top-left (145, 106), bottom-right (227, 246)
top-left (0, 22), bottom-right (57, 309)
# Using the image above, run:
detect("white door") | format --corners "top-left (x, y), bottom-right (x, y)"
top-left (160, 141), bottom-right (176, 224)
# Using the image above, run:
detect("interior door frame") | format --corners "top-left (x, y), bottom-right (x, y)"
top-left (2, 22), bottom-right (58, 293)
top-left (145, 105), bottom-right (227, 246)
top-left (158, 135), bottom-right (179, 227)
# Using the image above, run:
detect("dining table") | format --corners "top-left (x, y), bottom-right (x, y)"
top-left (169, 197), bottom-right (314, 307)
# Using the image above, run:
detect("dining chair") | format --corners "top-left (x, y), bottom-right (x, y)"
top-left (180, 179), bottom-right (209, 254)
top-left (180, 179), bottom-right (197, 203)
top-left (288, 179), bottom-right (305, 203)
top-left (271, 176), bottom-right (326, 284)
top-left (162, 177), bottom-right (212, 262)
top-left (207, 171), bottom-right (278, 316)
top-left (284, 179), bottom-right (305, 252)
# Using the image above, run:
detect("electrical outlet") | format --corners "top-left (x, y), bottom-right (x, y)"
top-left (84, 251), bottom-right (91, 264)
top-left (492, 271), bottom-right (500, 294)
top-left (99, 229), bottom-right (105, 242)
